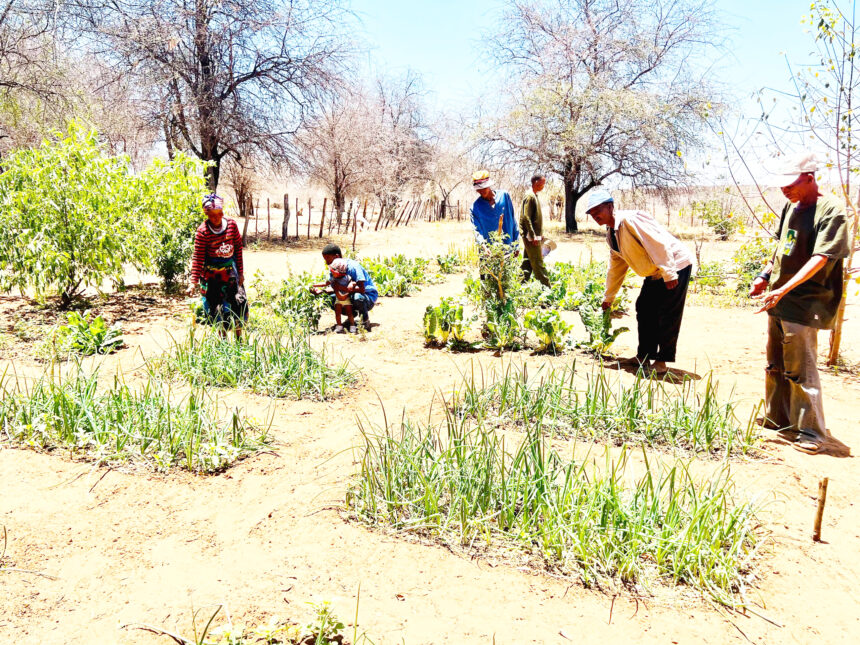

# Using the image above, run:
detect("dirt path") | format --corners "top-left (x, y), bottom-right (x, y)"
top-left (2, 219), bottom-right (859, 644)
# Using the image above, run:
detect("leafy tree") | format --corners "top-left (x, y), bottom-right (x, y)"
top-left (483, 0), bottom-right (720, 233)
top-left (0, 122), bottom-right (208, 304)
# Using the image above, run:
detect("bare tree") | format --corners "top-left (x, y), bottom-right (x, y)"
top-left (297, 85), bottom-right (369, 226)
top-left (426, 117), bottom-right (476, 219)
top-left (483, 0), bottom-right (721, 233)
top-left (68, 0), bottom-right (353, 190)
top-left (362, 71), bottom-right (433, 224)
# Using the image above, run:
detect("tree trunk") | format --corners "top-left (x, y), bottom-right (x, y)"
top-left (563, 177), bottom-right (580, 233)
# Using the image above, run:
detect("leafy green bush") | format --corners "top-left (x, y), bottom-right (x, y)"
top-left (363, 254), bottom-right (432, 297)
top-left (465, 236), bottom-right (526, 350)
top-left (250, 272), bottom-right (329, 331)
top-left (732, 236), bottom-right (775, 293)
top-left (51, 311), bottom-right (124, 356)
top-left (0, 370), bottom-right (267, 473)
top-left (0, 122), bottom-right (208, 304)
top-left (436, 253), bottom-right (462, 274)
top-left (423, 297), bottom-right (467, 346)
top-left (694, 261), bottom-right (728, 291)
top-left (524, 309), bottom-right (572, 353)
top-left (682, 199), bottom-right (739, 240)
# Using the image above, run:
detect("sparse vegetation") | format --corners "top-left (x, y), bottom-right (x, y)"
top-left (348, 412), bottom-right (764, 604)
top-left (0, 370), bottom-right (268, 473)
top-left (151, 328), bottom-right (356, 399)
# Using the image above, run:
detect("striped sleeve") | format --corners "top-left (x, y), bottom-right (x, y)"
top-left (190, 222), bottom-right (207, 284)
top-left (230, 219), bottom-right (244, 278)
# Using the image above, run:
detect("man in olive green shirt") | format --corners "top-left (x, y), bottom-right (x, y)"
top-left (751, 152), bottom-right (850, 454)
top-left (520, 173), bottom-right (551, 287)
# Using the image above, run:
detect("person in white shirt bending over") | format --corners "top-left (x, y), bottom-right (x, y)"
top-left (585, 187), bottom-right (694, 376)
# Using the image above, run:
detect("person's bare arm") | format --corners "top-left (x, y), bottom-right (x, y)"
top-left (754, 255), bottom-right (828, 313)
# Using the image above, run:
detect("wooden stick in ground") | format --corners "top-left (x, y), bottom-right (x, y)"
top-left (403, 201), bottom-right (417, 226)
top-left (319, 198), bottom-right (327, 237)
top-left (241, 193), bottom-right (251, 242)
top-left (374, 201), bottom-right (384, 231)
top-left (344, 201), bottom-right (353, 231)
top-left (282, 193), bottom-right (289, 240)
top-left (352, 200), bottom-right (364, 252)
top-left (307, 198), bottom-right (312, 238)
top-left (395, 201), bottom-right (411, 226)
top-left (295, 197), bottom-right (299, 240)
top-left (255, 198), bottom-right (259, 238)
top-left (267, 197), bottom-right (271, 240)
top-left (813, 477), bottom-right (829, 542)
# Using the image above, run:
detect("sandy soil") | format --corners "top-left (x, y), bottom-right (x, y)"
top-left (2, 218), bottom-right (859, 644)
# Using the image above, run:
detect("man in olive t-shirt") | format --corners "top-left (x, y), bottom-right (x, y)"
top-left (520, 173), bottom-right (551, 287)
top-left (751, 152), bottom-right (850, 454)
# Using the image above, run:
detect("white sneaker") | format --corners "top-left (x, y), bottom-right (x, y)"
top-left (334, 324), bottom-right (344, 333)
top-left (349, 325), bottom-right (358, 334)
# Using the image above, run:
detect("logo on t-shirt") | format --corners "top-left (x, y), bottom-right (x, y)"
top-left (215, 242), bottom-right (234, 257)
top-left (783, 229), bottom-right (797, 256)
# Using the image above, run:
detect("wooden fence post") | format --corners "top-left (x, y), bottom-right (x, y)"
top-left (307, 198), bottom-right (312, 238)
top-left (254, 198), bottom-right (259, 238)
top-left (295, 197), bottom-right (299, 240)
top-left (282, 193), bottom-right (289, 240)
top-left (319, 198), bottom-right (327, 238)
top-left (267, 197), bottom-right (271, 240)
top-left (353, 200), bottom-right (366, 252)
top-left (241, 193), bottom-right (252, 242)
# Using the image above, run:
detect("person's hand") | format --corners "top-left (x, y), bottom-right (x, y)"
top-left (601, 299), bottom-right (613, 311)
top-left (529, 238), bottom-right (541, 247)
top-left (238, 275), bottom-right (245, 287)
top-left (664, 279), bottom-right (679, 290)
top-left (754, 287), bottom-right (786, 313)
top-left (749, 277), bottom-right (769, 297)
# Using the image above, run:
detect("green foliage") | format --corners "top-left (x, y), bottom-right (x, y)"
top-left (51, 310), bottom-right (124, 356)
top-left (363, 254), bottom-right (432, 296)
top-left (523, 309), bottom-right (571, 352)
top-left (0, 370), bottom-right (268, 473)
top-left (694, 261), bottom-right (728, 291)
top-left (568, 281), bottom-right (629, 353)
top-left (0, 122), bottom-right (209, 303)
top-left (435, 252), bottom-right (462, 274)
top-left (135, 155), bottom-right (210, 289)
top-left (681, 200), bottom-right (739, 240)
top-left (151, 328), bottom-right (355, 399)
top-left (423, 297), bottom-right (467, 346)
top-left (547, 260), bottom-right (610, 309)
top-left (452, 363), bottom-right (760, 455)
top-left (250, 272), bottom-right (328, 331)
top-left (349, 413), bottom-right (763, 604)
top-left (306, 601), bottom-right (346, 645)
top-left (732, 236), bottom-right (775, 293)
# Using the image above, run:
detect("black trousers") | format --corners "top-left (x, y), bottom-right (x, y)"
top-left (635, 265), bottom-right (691, 363)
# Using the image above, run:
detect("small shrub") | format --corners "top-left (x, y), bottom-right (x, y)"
top-left (40, 311), bottom-right (124, 358)
top-left (732, 236), bottom-right (775, 293)
top-left (694, 261), bottom-right (728, 292)
top-left (363, 254), bottom-right (432, 297)
top-left (424, 297), bottom-right (467, 346)
top-left (681, 199), bottom-right (739, 240)
top-left (569, 281), bottom-right (629, 353)
top-left (250, 272), bottom-right (329, 331)
top-left (523, 309), bottom-right (571, 353)
top-left (436, 253), bottom-right (462, 274)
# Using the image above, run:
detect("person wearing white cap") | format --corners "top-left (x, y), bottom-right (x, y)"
top-left (585, 187), bottom-right (694, 375)
top-left (469, 169), bottom-right (520, 248)
top-left (750, 151), bottom-right (850, 454)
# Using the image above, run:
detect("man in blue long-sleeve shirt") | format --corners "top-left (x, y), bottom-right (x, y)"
top-left (469, 170), bottom-right (520, 247)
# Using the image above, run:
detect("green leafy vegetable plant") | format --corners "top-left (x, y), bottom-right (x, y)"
top-left (523, 309), bottom-right (572, 353)
top-left (423, 297), bottom-right (467, 346)
top-left (50, 310), bottom-right (124, 356)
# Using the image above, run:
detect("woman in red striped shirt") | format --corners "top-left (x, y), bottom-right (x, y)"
top-left (189, 194), bottom-right (247, 336)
